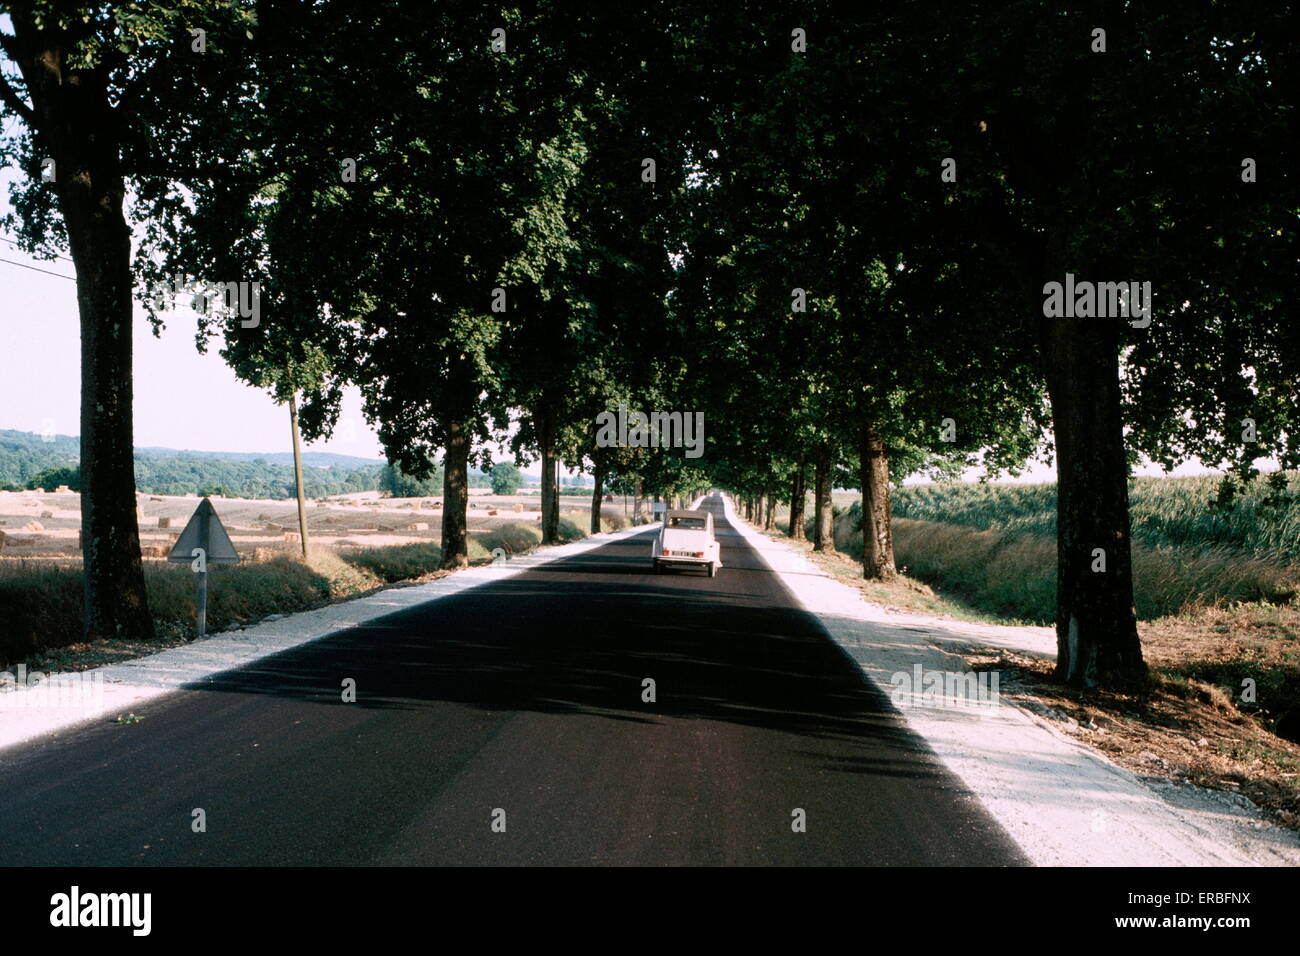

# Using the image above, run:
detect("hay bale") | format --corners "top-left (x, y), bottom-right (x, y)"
top-left (408, 522), bottom-right (429, 531)
top-left (22, 520), bottom-right (43, 532)
top-left (40, 510), bottom-right (53, 518)
top-left (512, 503), bottom-right (523, 513)
top-left (158, 516), bottom-right (171, 529)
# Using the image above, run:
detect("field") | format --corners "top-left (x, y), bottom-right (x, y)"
top-left (892, 473), bottom-right (1300, 560)
top-left (806, 473), bottom-right (1300, 625)
top-left (0, 488), bottom-right (643, 665)
top-left (0, 487), bottom-right (639, 562)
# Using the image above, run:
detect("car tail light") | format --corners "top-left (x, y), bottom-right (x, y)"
top-left (662, 549), bottom-right (670, 556)
top-left (695, 552), bottom-right (704, 558)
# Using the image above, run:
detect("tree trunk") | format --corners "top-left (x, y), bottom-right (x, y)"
top-left (549, 471), bottom-right (560, 536)
top-left (859, 422), bottom-right (896, 579)
top-left (633, 479), bottom-right (644, 523)
top-left (440, 418), bottom-right (470, 568)
top-left (12, 19), bottom-right (153, 640)
top-left (289, 396), bottom-right (310, 558)
top-left (590, 459), bottom-right (605, 535)
top-left (537, 405), bottom-right (559, 544)
top-left (764, 493), bottom-right (776, 530)
top-left (813, 443), bottom-right (835, 553)
top-left (789, 457), bottom-right (807, 540)
top-left (1041, 311), bottom-right (1146, 688)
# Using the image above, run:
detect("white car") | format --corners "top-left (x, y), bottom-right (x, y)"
top-left (652, 509), bottom-right (721, 577)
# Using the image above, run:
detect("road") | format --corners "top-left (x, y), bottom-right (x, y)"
top-left (0, 495), bottom-right (1027, 866)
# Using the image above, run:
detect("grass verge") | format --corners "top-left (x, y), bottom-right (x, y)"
top-left (2, 519), bottom-right (579, 671)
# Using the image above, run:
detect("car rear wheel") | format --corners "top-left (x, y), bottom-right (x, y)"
top-left (708, 562), bottom-right (717, 578)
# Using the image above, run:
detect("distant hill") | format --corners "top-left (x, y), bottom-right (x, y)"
top-left (0, 428), bottom-right (81, 483)
top-left (0, 429), bottom-right (509, 499)
top-left (134, 445), bottom-right (383, 470)
top-left (0, 428), bottom-right (385, 498)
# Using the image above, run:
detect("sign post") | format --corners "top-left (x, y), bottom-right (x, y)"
top-left (167, 497), bottom-right (240, 637)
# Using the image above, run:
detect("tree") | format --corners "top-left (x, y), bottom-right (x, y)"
top-left (675, 3), bottom-right (1043, 577)
top-left (489, 461), bottom-right (522, 497)
top-left (381, 463), bottom-right (443, 499)
top-left (927, 0), bottom-right (1299, 687)
top-left (0, 2), bottom-right (255, 640)
top-left (27, 464), bottom-right (79, 492)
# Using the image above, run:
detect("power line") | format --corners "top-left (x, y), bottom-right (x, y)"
top-left (0, 255), bottom-right (76, 281)
top-left (0, 233), bottom-right (75, 263)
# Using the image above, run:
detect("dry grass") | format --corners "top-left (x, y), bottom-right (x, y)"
top-left (836, 513), bottom-right (1300, 624)
top-left (893, 471), bottom-right (1300, 559)
top-left (774, 532), bottom-right (1013, 625)
top-left (0, 517), bottom-right (592, 667)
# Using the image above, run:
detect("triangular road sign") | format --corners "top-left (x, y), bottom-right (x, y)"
top-left (167, 497), bottom-right (240, 564)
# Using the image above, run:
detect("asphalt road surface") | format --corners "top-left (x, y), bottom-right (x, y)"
top-left (0, 495), bottom-right (1027, 866)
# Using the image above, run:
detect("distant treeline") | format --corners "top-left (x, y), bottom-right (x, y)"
top-left (1, 457), bottom-right (386, 499)
top-left (0, 430), bottom-right (515, 499)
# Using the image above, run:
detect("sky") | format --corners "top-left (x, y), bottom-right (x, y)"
top-left (0, 244), bottom-right (387, 460)
top-left (0, 146), bottom-right (386, 460)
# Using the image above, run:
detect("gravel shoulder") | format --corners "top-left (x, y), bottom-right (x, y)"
top-left (723, 496), bottom-right (1300, 867)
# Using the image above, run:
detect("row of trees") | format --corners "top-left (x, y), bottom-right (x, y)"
top-left (691, 1), bottom-right (1299, 689)
top-left (3, 2), bottom-right (1296, 689)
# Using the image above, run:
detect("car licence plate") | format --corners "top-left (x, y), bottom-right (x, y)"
top-left (670, 550), bottom-right (698, 557)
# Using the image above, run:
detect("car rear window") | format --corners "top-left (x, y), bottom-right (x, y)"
top-left (669, 516), bottom-right (707, 529)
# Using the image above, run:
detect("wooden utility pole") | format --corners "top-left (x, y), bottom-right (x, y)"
top-left (289, 395), bottom-right (310, 558)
